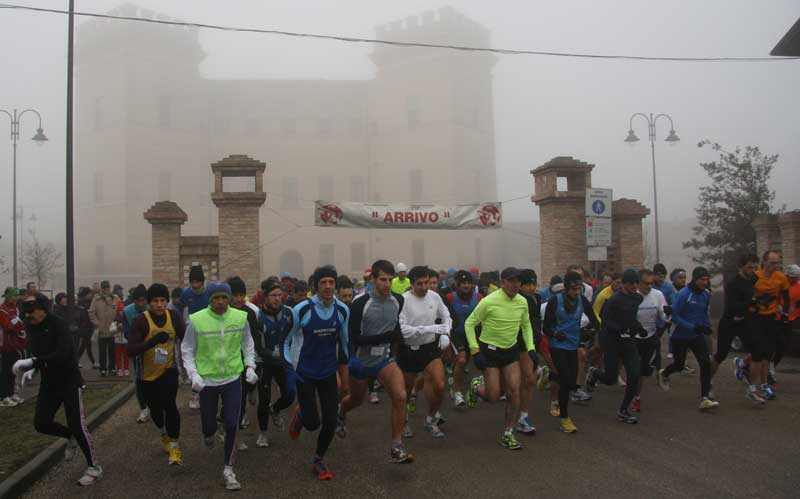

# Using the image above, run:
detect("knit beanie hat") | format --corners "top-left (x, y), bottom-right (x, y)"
top-left (563, 271), bottom-right (583, 290)
top-left (692, 267), bottom-right (710, 282)
top-left (227, 276), bottom-right (247, 296)
top-left (622, 269), bottom-right (640, 284)
top-left (207, 281), bottom-right (232, 300)
top-left (189, 265), bottom-right (205, 282)
top-left (146, 283), bottom-right (170, 302)
top-left (653, 263), bottom-right (668, 276)
top-left (132, 283), bottom-right (147, 300)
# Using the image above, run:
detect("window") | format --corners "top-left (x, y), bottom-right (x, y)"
top-left (318, 175), bottom-right (334, 201)
top-left (350, 242), bottom-right (366, 272)
top-left (350, 176), bottom-right (365, 202)
top-left (223, 177), bottom-right (255, 193)
top-left (158, 95), bottom-right (171, 128)
top-left (409, 169), bottom-right (423, 201)
top-left (158, 171), bottom-right (171, 201)
top-left (411, 240), bottom-right (425, 266)
top-left (93, 172), bottom-right (103, 204)
top-left (93, 96), bottom-right (103, 131)
top-left (556, 177), bottom-right (568, 192)
top-left (319, 244), bottom-right (334, 266)
top-left (282, 177), bottom-right (299, 208)
top-left (95, 244), bottom-right (105, 274)
top-left (406, 95), bottom-right (419, 131)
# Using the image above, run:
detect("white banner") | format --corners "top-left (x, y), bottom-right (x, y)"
top-left (315, 201), bottom-right (502, 229)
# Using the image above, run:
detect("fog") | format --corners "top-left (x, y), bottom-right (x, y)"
top-left (1, 0), bottom-right (798, 288)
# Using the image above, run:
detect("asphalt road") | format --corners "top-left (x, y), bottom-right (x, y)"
top-left (20, 356), bottom-right (800, 499)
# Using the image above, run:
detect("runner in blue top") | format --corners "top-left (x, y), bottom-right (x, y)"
top-left (181, 265), bottom-right (208, 410)
top-left (446, 270), bottom-right (482, 408)
top-left (285, 266), bottom-right (349, 481)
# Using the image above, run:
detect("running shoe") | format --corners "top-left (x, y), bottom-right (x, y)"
top-left (77, 465), bottom-right (103, 486)
top-left (708, 384), bottom-right (716, 401)
top-left (657, 369), bottom-right (670, 391)
top-left (239, 414), bottom-right (250, 429)
top-left (424, 420), bottom-right (446, 439)
top-left (137, 408), bottom-right (150, 423)
top-left (402, 423), bottom-right (414, 438)
top-left (257, 432), bottom-right (270, 448)
top-left (168, 447), bottom-right (183, 466)
top-left (681, 365), bottom-right (695, 375)
top-left (434, 411), bottom-right (446, 426)
top-left (734, 357), bottom-right (745, 381)
top-left (559, 417), bottom-right (577, 433)
top-left (407, 395), bottom-right (417, 415)
top-left (335, 412), bottom-right (347, 439)
top-left (499, 392), bottom-right (507, 401)
top-left (64, 437), bottom-right (78, 462)
top-left (630, 397), bottom-right (641, 413)
top-left (617, 375), bottom-right (627, 387)
top-left (390, 444), bottom-right (415, 464)
top-left (617, 409), bottom-right (639, 424)
top-left (500, 429), bottom-right (522, 450)
top-left (238, 441), bottom-right (249, 451)
top-left (369, 391), bottom-right (380, 404)
top-left (161, 433), bottom-right (171, 454)
top-left (585, 366), bottom-right (598, 392)
top-left (537, 366), bottom-right (549, 391)
top-left (288, 404), bottom-right (303, 440)
top-left (667, 353), bottom-right (673, 360)
top-left (762, 385), bottom-right (776, 400)
top-left (0, 397), bottom-right (18, 407)
top-left (699, 397), bottom-right (720, 411)
top-left (202, 433), bottom-right (216, 450)
top-left (188, 394), bottom-right (200, 410)
top-left (570, 389), bottom-right (592, 404)
top-left (313, 459), bottom-right (334, 480)
top-left (270, 405), bottom-right (284, 430)
top-left (745, 387), bottom-right (766, 405)
top-left (467, 376), bottom-right (483, 408)
top-left (549, 401), bottom-right (560, 417)
top-left (515, 416), bottom-right (536, 435)
top-left (124, 369), bottom-right (130, 376)
top-left (223, 467), bottom-right (241, 491)
top-left (10, 394), bottom-right (24, 404)
top-left (453, 391), bottom-right (466, 408)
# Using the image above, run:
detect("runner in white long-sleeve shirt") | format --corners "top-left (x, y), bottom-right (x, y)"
top-left (398, 266), bottom-right (453, 439)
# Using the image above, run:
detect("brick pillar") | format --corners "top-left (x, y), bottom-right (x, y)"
top-left (611, 199), bottom-right (649, 272)
top-left (778, 210), bottom-right (800, 266)
top-left (143, 201), bottom-right (188, 289)
top-left (752, 214), bottom-right (782, 259)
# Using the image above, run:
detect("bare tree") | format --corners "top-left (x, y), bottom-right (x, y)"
top-left (21, 230), bottom-right (63, 288)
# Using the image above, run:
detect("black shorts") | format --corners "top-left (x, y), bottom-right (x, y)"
top-left (479, 341), bottom-right (519, 369)
top-left (397, 342), bottom-right (442, 373)
top-left (750, 314), bottom-right (780, 362)
top-left (452, 331), bottom-right (469, 352)
top-left (636, 336), bottom-right (659, 376)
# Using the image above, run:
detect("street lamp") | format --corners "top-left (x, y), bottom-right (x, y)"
top-left (624, 112), bottom-right (679, 265)
top-left (0, 108), bottom-right (48, 286)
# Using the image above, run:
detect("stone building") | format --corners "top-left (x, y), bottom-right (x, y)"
top-left (752, 211), bottom-right (800, 265)
top-left (74, 4), bottom-right (502, 287)
top-left (531, 156), bottom-right (649, 281)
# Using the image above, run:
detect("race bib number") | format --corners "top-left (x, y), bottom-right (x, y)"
top-left (370, 346), bottom-right (386, 357)
top-left (154, 347), bottom-right (169, 365)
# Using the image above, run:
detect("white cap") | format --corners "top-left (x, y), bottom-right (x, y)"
top-left (786, 264), bottom-right (800, 278)
top-left (396, 263), bottom-right (408, 272)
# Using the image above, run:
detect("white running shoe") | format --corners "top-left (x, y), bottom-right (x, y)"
top-left (699, 397), bottom-right (720, 411)
top-left (64, 437), bottom-right (78, 461)
top-left (238, 441), bottom-right (249, 451)
top-left (10, 394), bottom-right (24, 404)
top-left (136, 408), bottom-right (150, 423)
top-left (0, 397), bottom-right (18, 407)
top-left (223, 467), bottom-right (241, 491)
top-left (368, 391), bottom-right (380, 404)
top-left (256, 432), bottom-right (269, 448)
top-left (77, 465), bottom-right (103, 486)
top-left (453, 391), bottom-right (466, 408)
top-left (188, 394), bottom-right (200, 410)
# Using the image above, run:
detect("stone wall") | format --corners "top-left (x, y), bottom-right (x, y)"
top-left (217, 205), bottom-right (261, 291)
top-left (753, 210), bottom-right (800, 265)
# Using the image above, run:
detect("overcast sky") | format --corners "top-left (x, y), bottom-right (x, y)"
top-left (1, 0), bottom-right (798, 268)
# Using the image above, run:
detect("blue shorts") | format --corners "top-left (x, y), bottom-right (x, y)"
top-left (349, 356), bottom-right (395, 380)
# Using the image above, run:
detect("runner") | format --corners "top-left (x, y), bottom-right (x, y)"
top-left (657, 267), bottom-right (719, 410)
top-left (772, 263), bottom-right (799, 383)
top-left (182, 265), bottom-right (209, 410)
top-left (13, 294), bottom-right (101, 485)
top-left (587, 269), bottom-right (644, 424)
top-left (631, 269), bottom-right (668, 412)
top-left (446, 270), bottom-right (483, 408)
top-left (465, 267), bottom-right (536, 449)
top-left (122, 284), bottom-right (151, 423)
top-left (181, 281), bottom-right (257, 491)
top-left (254, 279), bottom-right (295, 447)
top-left (516, 269), bottom-right (541, 435)
top-left (338, 260), bottom-right (414, 464)
top-left (336, 276), bottom-right (354, 402)
top-left (398, 266), bottom-right (452, 439)
top-left (542, 271), bottom-right (600, 433)
top-left (391, 263), bottom-right (412, 295)
top-left (285, 266), bottom-right (349, 480)
top-left (127, 283), bottom-right (185, 465)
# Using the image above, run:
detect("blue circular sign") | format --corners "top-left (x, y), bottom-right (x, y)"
top-left (592, 200), bottom-right (605, 215)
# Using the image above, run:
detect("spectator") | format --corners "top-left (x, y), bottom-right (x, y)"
top-left (89, 280), bottom-right (120, 376)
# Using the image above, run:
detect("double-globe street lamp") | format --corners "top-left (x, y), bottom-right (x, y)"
top-left (0, 108), bottom-right (48, 286)
top-left (624, 113), bottom-right (679, 265)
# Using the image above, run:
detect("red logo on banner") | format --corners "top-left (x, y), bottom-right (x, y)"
top-left (320, 204), bottom-right (343, 225)
top-left (477, 204), bottom-right (501, 226)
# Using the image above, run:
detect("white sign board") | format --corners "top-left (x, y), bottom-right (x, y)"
top-left (586, 217), bottom-right (612, 247)
top-left (315, 201), bottom-right (502, 229)
top-left (588, 246), bottom-right (608, 261)
top-left (586, 188), bottom-right (613, 218)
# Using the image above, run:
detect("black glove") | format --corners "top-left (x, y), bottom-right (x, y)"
top-left (148, 332), bottom-right (170, 346)
top-left (554, 331), bottom-right (567, 342)
top-left (693, 325), bottom-right (712, 336)
top-left (663, 305), bottom-right (672, 316)
top-left (473, 351), bottom-right (488, 371)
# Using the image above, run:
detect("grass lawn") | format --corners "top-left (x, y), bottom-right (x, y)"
top-left (0, 383), bottom-right (126, 481)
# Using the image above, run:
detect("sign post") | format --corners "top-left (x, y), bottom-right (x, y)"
top-left (586, 188), bottom-right (612, 262)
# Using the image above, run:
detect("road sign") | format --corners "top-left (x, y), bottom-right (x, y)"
top-left (588, 246), bottom-right (607, 261)
top-left (586, 216), bottom-right (612, 247)
top-left (586, 188), bottom-right (612, 218)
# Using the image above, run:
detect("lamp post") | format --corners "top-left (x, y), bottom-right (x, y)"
top-left (0, 108), bottom-right (48, 286)
top-left (624, 113), bottom-right (679, 264)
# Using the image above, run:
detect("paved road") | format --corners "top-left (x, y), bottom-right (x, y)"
top-left (20, 357), bottom-right (800, 499)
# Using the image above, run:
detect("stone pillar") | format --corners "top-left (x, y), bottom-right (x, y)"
top-left (211, 155), bottom-right (267, 291)
top-left (143, 201), bottom-right (188, 289)
top-left (611, 199), bottom-right (650, 272)
top-left (531, 156), bottom-right (594, 281)
top-left (752, 214), bottom-right (781, 258)
top-left (778, 210), bottom-right (800, 265)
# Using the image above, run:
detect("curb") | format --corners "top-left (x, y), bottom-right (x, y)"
top-left (0, 382), bottom-right (136, 499)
